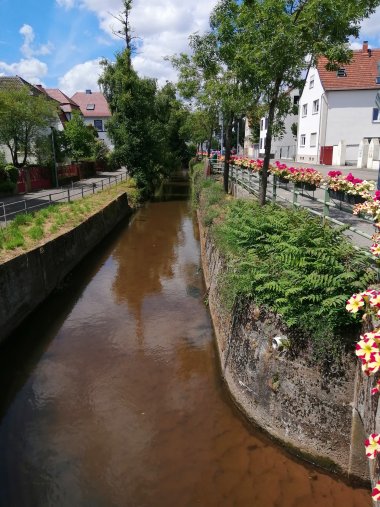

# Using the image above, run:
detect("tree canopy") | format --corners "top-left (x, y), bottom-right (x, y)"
top-left (0, 86), bottom-right (57, 167)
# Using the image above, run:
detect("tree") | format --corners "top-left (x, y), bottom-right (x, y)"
top-left (64, 110), bottom-right (97, 161)
top-left (171, 2), bottom-right (259, 192)
top-left (234, 0), bottom-right (380, 205)
top-left (0, 86), bottom-right (57, 167)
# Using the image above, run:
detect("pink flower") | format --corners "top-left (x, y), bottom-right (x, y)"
top-left (372, 379), bottom-right (380, 396)
top-left (373, 481), bottom-right (380, 501)
top-left (370, 293), bottom-right (380, 308)
top-left (371, 243), bottom-right (380, 257)
top-left (355, 337), bottom-right (379, 363)
top-left (368, 353), bottom-right (380, 374)
top-left (346, 294), bottom-right (365, 313)
top-left (365, 433), bottom-right (380, 459)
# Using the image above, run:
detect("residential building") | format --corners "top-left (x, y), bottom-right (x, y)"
top-left (71, 89), bottom-right (113, 148)
top-left (297, 41), bottom-right (380, 166)
top-left (259, 89), bottom-right (299, 160)
top-left (244, 89), bottom-right (299, 160)
top-left (37, 86), bottom-right (81, 125)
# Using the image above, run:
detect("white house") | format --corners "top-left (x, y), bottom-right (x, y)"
top-left (259, 89), bottom-right (299, 160)
top-left (71, 90), bottom-right (113, 149)
top-left (297, 42), bottom-right (380, 166)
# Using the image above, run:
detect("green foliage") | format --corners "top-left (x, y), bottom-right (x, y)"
top-left (5, 165), bottom-right (19, 183)
top-left (0, 151), bottom-right (6, 169)
top-left (64, 111), bottom-right (97, 161)
top-left (196, 175), bottom-right (375, 363)
top-left (0, 86), bottom-right (57, 167)
top-left (93, 139), bottom-right (109, 163)
top-left (0, 180), bottom-right (16, 193)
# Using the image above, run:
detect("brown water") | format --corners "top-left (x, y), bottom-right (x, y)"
top-left (0, 177), bottom-right (371, 507)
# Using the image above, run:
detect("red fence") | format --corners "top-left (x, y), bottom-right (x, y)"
top-left (17, 166), bottom-right (52, 194)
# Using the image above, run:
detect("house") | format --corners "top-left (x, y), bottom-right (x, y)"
top-left (71, 89), bottom-right (113, 148)
top-left (244, 89), bottom-right (299, 160)
top-left (37, 86), bottom-right (81, 125)
top-left (0, 76), bottom-right (62, 164)
top-left (297, 41), bottom-right (380, 166)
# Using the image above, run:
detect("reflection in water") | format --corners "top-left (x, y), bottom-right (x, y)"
top-left (0, 175), bottom-right (371, 507)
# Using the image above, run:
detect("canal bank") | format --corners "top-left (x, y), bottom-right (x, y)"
top-left (0, 173), bottom-right (371, 506)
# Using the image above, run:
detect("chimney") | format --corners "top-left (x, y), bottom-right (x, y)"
top-left (363, 41), bottom-right (369, 53)
top-left (85, 89), bottom-right (92, 94)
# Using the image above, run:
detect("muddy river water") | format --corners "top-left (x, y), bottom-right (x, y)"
top-left (0, 177), bottom-right (371, 506)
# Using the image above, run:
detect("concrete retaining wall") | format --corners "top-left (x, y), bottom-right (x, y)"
top-left (0, 193), bottom-right (131, 343)
top-left (198, 213), bottom-right (369, 482)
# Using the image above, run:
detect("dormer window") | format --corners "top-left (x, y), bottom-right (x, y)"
top-left (376, 77), bottom-right (380, 85)
top-left (337, 68), bottom-right (347, 77)
top-left (86, 104), bottom-right (95, 110)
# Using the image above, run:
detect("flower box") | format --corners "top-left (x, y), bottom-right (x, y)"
top-left (278, 176), bottom-right (290, 184)
top-left (328, 189), bottom-right (345, 201)
top-left (344, 193), bottom-right (366, 205)
top-left (295, 182), bottom-right (316, 191)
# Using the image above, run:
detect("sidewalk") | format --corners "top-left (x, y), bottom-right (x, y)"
top-left (277, 159), bottom-right (378, 182)
top-left (0, 168), bottom-right (128, 225)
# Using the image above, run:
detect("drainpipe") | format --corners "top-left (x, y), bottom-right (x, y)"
top-left (318, 93), bottom-right (328, 164)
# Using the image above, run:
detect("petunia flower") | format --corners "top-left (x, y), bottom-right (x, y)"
top-left (373, 482), bottom-right (380, 501)
top-left (372, 379), bottom-right (380, 396)
top-left (371, 243), bottom-right (380, 257)
top-left (355, 337), bottom-right (379, 363)
top-left (365, 433), bottom-right (380, 459)
top-left (368, 353), bottom-right (380, 375)
top-left (346, 294), bottom-right (365, 313)
top-left (370, 293), bottom-right (380, 308)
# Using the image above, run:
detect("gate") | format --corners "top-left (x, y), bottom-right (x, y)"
top-left (320, 146), bottom-right (333, 165)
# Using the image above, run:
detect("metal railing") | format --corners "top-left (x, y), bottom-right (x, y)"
top-left (210, 160), bottom-right (376, 259)
top-left (0, 172), bottom-right (127, 226)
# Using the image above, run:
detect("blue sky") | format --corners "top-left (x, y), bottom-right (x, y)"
top-left (0, 0), bottom-right (380, 96)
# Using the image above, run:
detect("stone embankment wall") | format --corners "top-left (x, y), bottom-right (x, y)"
top-left (198, 212), bottom-right (369, 482)
top-left (0, 193), bottom-right (131, 343)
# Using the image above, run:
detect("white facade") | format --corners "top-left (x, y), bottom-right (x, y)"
top-left (82, 117), bottom-right (113, 149)
top-left (296, 70), bottom-right (326, 164)
top-left (297, 67), bottom-right (380, 165)
top-left (257, 89), bottom-right (299, 160)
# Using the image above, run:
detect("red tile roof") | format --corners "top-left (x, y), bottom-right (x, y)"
top-left (71, 91), bottom-right (111, 118)
top-left (317, 44), bottom-right (380, 91)
top-left (44, 88), bottom-right (80, 109)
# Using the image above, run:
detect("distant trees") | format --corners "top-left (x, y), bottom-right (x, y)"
top-left (0, 87), bottom-right (57, 167)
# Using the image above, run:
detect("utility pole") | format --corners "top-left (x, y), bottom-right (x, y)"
top-left (51, 127), bottom-right (58, 188)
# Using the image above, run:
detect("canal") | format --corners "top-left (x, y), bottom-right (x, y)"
top-left (0, 174), bottom-right (370, 506)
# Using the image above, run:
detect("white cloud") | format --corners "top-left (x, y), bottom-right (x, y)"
top-left (359, 7), bottom-right (380, 44)
top-left (19, 24), bottom-right (53, 58)
top-left (58, 58), bottom-right (103, 96)
top-left (56, 0), bottom-right (75, 8)
top-left (0, 57), bottom-right (48, 84)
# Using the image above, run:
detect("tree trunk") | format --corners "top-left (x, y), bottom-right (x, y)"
top-left (207, 127), bottom-right (213, 158)
top-left (259, 78), bottom-right (281, 206)
top-left (223, 120), bottom-right (233, 193)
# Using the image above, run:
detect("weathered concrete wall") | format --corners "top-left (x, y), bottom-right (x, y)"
top-left (0, 193), bottom-right (131, 343)
top-left (198, 213), bottom-right (369, 482)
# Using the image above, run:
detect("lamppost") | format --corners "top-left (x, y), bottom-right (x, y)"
top-left (50, 127), bottom-right (58, 188)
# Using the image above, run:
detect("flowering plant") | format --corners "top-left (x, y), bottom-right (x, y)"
top-left (288, 167), bottom-right (324, 186)
top-left (326, 172), bottom-right (374, 198)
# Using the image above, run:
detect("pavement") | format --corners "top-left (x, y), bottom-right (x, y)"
top-left (0, 168), bottom-right (128, 225)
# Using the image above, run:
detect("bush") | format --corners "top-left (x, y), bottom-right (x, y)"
top-left (194, 172), bottom-right (375, 365)
top-left (5, 165), bottom-right (19, 183)
top-left (0, 180), bottom-right (16, 193)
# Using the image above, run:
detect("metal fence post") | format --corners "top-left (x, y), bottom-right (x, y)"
top-left (49, 194), bottom-right (52, 204)
top-left (2, 203), bottom-right (6, 226)
top-left (81, 187), bottom-right (84, 198)
top-left (24, 200), bottom-right (27, 212)
top-left (293, 186), bottom-right (298, 208)
top-left (272, 175), bottom-right (277, 203)
top-left (323, 187), bottom-right (330, 224)
top-left (67, 188), bottom-right (71, 202)
top-left (101, 180), bottom-right (104, 191)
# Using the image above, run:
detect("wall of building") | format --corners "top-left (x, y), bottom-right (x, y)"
top-left (297, 69), bottom-right (325, 164)
top-left (83, 117), bottom-right (113, 149)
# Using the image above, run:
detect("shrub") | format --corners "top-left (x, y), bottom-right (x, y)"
top-left (5, 165), bottom-right (19, 184)
top-left (0, 180), bottom-right (16, 193)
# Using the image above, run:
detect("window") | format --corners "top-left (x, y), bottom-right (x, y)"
top-left (94, 119), bottom-right (103, 131)
top-left (309, 76), bottom-right (314, 89)
top-left (302, 104), bottom-right (308, 117)
top-left (312, 99), bottom-right (319, 114)
top-left (310, 133), bottom-right (317, 147)
top-left (260, 119), bottom-right (264, 130)
top-left (86, 103), bottom-right (95, 110)
top-left (293, 95), bottom-right (300, 106)
top-left (300, 134), bottom-right (306, 147)
top-left (337, 68), bottom-right (347, 77)
top-left (376, 77), bottom-right (380, 84)
top-left (373, 108), bottom-right (380, 122)
top-left (260, 138), bottom-right (264, 150)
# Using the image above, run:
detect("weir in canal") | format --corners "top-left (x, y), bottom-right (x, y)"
top-left (0, 172), bottom-right (371, 506)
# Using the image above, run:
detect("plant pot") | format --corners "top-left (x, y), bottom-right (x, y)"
top-left (303, 183), bottom-right (317, 191)
top-left (344, 193), bottom-right (366, 205)
top-left (328, 189), bottom-right (344, 201)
